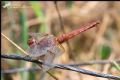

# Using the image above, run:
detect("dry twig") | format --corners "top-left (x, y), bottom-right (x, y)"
top-left (1, 54), bottom-right (120, 80)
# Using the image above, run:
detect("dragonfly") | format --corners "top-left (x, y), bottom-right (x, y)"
top-left (27, 33), bottom-right (65, 72)
top-left (26, 20), bottom-right (100, 72)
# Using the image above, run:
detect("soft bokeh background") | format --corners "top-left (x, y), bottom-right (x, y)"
top-left (1, 1), bottom-right (120, 80)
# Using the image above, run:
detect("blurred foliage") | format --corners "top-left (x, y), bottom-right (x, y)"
top-left (112, 61), bottom-right (120, 71)
top-left (97, 43), bottom-right (111, 59)
top-left (30, 1), bottom-right (46, 32)
top-left (18, 9), bottom-right (28, 49)
top-left (29, 71), bottom-right (36, 80)
top-left (18, 9), bottom-right (30, 80)
top-left (66, 1), bottom-right (73, 9)
top-left (1, 1), bottom-right (120, 80)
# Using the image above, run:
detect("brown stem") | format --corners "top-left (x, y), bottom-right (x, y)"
top-left (57, 20), bottom-right (100, 44)
top-left (1, 54), bottom-right (120, 79)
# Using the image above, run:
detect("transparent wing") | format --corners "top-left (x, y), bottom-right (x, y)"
top-left (26, 33), bottom-right (64, 72)
top-left (26, 44), bottom-right (47, 58)
top-left (41, 50), bottom-right (55, 72)
top-left (41, 44), bottom-right (64, 72)
top-left (28, 32), bottom-right (49, 38)
top-left (27, 33), bottom-right (50, 57)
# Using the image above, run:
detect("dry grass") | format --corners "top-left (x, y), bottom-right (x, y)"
top-left (1, 1), bottom-right (120, 80)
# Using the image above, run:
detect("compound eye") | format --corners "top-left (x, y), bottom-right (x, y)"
top-left (27, 38), bottom-right (36, 46)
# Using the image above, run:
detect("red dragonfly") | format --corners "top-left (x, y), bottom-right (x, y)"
top-left (27, 20), bottom-right (100, 71)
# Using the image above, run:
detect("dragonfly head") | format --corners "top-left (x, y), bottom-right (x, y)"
top-left (27, 37), bottom-right (37, 47)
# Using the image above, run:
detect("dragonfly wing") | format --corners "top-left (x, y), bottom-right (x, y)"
top-left (41, 50), bottom-right (55, 72)
top-left (28, 32), bottom-right (48, 39)
top-left (52, 45), bottom-right (64, 57)
top-left (41, 45), bottom-right (64, 72)
top-left (27, 44), bottom-right (46, 58)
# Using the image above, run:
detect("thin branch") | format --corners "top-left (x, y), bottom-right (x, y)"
top-left (1, 66), bottom-right (57, 80)
top-left (1, 59), bottom-right (120, 74)
top-left (1, 33), bottom-right (28, 55)
top-left (54, 1), bottom-right (65, 33)
top-left (66, 60), bottom-right (120, 66)
top-left (54, 1), bottom-right (75, 60)
top-left (1, 67), bottom-right (39, 73)
top-left (1, 54), bottom-right (120, 80)
top-left (47, 71), bottom-right (58, 80)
